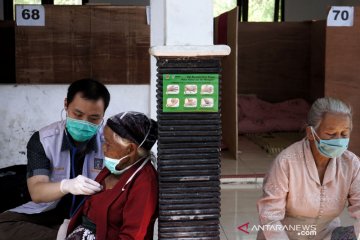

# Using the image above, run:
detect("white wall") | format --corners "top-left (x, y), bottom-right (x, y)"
top-left (285, 0), bottom-right (360, 21)
top-left (0, 84), bottom-right (150, 169)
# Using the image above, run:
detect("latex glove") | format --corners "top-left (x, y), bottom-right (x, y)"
top-left (60, 175), bottom-right (102, 195)
top-left (56, 219), bottom-right (70, 240)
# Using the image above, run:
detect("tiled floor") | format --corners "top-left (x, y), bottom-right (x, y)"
top-left (220, 186), bottom-right (262, 239)
top-left (220, 136), bottom-right (271, 239)
top-left (219, 183), bottom-right (354, 240)
top-left (221, 136), bottom-right (274, 176)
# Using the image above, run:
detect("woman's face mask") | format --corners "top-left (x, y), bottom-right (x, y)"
top-left (311, 127), bottom-right (349, 158)
top-left (104, 155), bottom-right (131, 175)
top-left (66, 117), bottom-right (100, 142)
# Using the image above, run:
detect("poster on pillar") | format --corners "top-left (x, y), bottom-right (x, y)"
top-left (163, 74), bottom-right (219, 112)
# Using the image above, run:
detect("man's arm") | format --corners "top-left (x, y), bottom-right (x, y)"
top-left (26, 132), bottom-right (101, 203)
top-left (27, 175), bottom-right (64, 203)
top-left (26, 131), bottom-right (65, 203)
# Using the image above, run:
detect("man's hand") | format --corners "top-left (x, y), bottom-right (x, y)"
top-left (60, 175), bottom-right (102, 195)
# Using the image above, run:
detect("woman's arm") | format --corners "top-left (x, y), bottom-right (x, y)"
top-left (257, 155), bottom-right (290, 240)
top-left (118, 173), bottom-right (158, 239)
top-left (347, 158), bottom-right (360, 238)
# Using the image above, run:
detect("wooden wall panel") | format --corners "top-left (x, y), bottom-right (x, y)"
top-left (325, 7), bottom-right (360, 155)
top-left (16, 6), bottom-right (91, 83)
top-left (309, 20), bottom-right (326, 102)
top-left (90, 7), bottom-right (150, 84)
top-left (0, 21), bottom-right (15, 83)
top-left (237, 22), bottom-right (312, 103)
top-left (15, 6), bottom-right (149, 84)
top-left (215, 7), bottom-right (239, 160)
top-left (215, 10), bottom-right (326, 160)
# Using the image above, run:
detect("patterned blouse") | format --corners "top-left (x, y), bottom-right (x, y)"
top-left (257, 139), bottom-right (360, 240)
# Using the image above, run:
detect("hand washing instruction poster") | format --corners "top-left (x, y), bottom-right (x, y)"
top-left (163, 74), bottom-right (219, 112)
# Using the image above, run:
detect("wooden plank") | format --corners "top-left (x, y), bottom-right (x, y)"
top-left (309, 20), bottom-right (326, 102)
top-left (15, 5), bottom-right (150, 84)
top-left (237, 22), bottom-right (312, 103)
top-left (52, 6), bottom-right (91, 82)
top-left (90, 6), bottom-right (150, 84)
top-left (16, 6), bottom-right (91, 83)
top-left (215, 7), bottom-right (239, 160)
top-left (0, 21), bottom-right (15, 83)
top-left (325, 7), bottom-right (360, 155)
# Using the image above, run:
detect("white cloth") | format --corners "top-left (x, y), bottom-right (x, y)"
top-left (56, 219), bottom-right (70, 240)
top-left (257, 139), bottom-right (360, 240)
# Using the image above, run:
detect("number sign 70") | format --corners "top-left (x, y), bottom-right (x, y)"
top-left (327, 6), bottom-right (354, 27)
top-left (332, 9), bottom-right (349, 21)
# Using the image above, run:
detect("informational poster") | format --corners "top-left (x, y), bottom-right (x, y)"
top-left (163, 74), bottom-right (219, 112)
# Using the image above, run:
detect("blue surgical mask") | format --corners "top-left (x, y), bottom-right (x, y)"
top-left (104, 155), bottom-right (131, 175)
top-left (311, 127), bottom-right (349, 158)
top-left (66, 117), bottom-right (100, 142)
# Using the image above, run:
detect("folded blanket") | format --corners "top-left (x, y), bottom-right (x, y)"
top-left (238, 95), bottom-right (310, 134)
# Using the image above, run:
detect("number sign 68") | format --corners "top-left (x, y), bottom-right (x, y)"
top-left (16, 5), bottom-right (45, 26)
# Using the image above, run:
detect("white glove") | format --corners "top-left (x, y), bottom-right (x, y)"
top-left (56, 219), bottom-right (70, 240)
top-left (60, 175), bottom-right (102, 195)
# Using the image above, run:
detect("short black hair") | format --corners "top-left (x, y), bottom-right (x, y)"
top-left (67, 78), bottom-right (110, 112)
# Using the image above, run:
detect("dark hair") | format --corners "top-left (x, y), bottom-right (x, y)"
top-left (67, 78), bottom-right (110, 112)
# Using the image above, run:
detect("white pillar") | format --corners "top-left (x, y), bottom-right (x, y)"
top-left (150, 0), bottom-right (165, 157)
top-left (165, 0), bottom-right (213, 45)
top-left (150, 0), bottom-right (215, 120)
top-left (149, 0), bottom-right (228, 158)
top-left (150, 0), bottom-right (165, 121)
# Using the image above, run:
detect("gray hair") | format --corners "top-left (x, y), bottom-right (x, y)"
top-left (112, 132), bottom-right (148, 157)
top-left (307, 97), bottom-right (352, 130)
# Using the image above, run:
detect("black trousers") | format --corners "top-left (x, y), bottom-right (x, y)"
top-left (0, 210), bottom-right (62, 240)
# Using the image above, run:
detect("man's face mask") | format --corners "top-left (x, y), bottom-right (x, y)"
top-left (66, 117), bottom-right (100, 142)
top-left (311, 127), bottom-right (349, 158)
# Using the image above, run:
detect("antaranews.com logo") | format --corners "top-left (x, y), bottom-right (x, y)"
top-left (238, 222), bottom-right (317, 236)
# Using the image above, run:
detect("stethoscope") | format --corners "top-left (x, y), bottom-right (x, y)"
top-left (68, 155), bottom-right (151, 218)
top-left (61, 113), bottom-right (103, 218)
top-left (62, 123), bottom-right (96, 218)
top-left (64, 111), bottom-right (153, 217)
top-left (64, 130), bottom-right (87, 218)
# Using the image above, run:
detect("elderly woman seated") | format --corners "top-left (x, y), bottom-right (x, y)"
top-left (58, 111), bottom-right (158, 240)
top-left (257, 97), bottom-right (360, 240)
